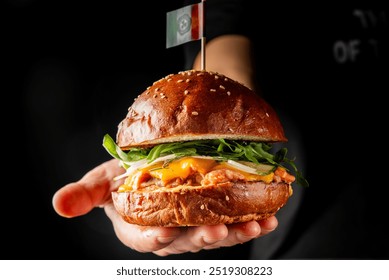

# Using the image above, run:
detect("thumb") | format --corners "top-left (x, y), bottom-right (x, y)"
top-left (52, 159), bottom-right (124, 218)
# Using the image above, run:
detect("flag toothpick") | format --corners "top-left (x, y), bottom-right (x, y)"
top-left (200, 0), bottom-right (206, 70)
top-left (166, 0), bottom-right (206, 70)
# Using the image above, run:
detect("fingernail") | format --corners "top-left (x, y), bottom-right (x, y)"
top-left (156, 236), bottom-right (176, 244)
top-left (202, 236), bottom-right (219, 245)
top-left (143, 229), bottom-right (154, 238)
top-left (143, 229), bottom-right (176, 244)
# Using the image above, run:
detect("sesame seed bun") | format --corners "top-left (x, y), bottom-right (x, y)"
top-left (116, 70), bottom-right (287, 149)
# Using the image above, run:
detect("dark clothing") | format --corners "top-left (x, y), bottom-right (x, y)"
top-left (184, 0), bottom-right (389, 259)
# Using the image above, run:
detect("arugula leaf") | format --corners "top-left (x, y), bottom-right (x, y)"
top-left (282, 157), bottom-right (310, 188)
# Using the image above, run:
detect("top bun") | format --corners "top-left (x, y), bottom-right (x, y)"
top-left (116, 70), bottom-right (287, 149)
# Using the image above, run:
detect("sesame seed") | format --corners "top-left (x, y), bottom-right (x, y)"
top-left (154, 87), bottom-right (160, 92)
top-left (147, 86), bottom-right (151, 90)
top-left (227, 91), bottom-right (231, 96)
top-left (167, 78), bottom-right (172, 82)
top-left (145, 91), bottom-right (150, 95)
top-left (184, 90), bottom-right (189, 95)
top-left (210, 89), bottom-right (216, 92)
top-left (197, 72), bottom-right (204, 76)
top-left (266, 112), bottom-right (269, 117)
top-left (224, 78), bottom-right (228, 81)
top-left (192, 111), bottom-right (199, 115)
top-left (177, 79), bottom-right (184, 83)
top-left (225, 195), bottom-right (230, 201)
top-left (200, 204), bottom-right (205, 210)
top-left (219, 85), bottom-right (225, 90)
top-left (153, 94), bottom-right (158, 98)
top-left (186, 79), bottom-right (190, 82)
top-left (214, 75), bottom-right (219, 79)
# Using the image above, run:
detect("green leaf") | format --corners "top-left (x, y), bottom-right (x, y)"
top-left (102, 134), bottom-right (117, 157)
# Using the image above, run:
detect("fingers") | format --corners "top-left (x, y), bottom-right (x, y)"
top-left (104, 204), bottom-right (181, 252)
top-left (52, 182), bottom-right (95, 218)
top-left (52, 159), bottom-right (123, 218)
top-left (152, 217), bottom-right (278, 256)
top-left (104, 201), bottom-right (279, 256)
top-left (257, 216), bottom-right (278, 236)
top-left (153, 225), bottom-right (229, 256)
top-left (205, 221), bottom-right (262, 249)
top-left (202, 216), bottom-right (278, 249)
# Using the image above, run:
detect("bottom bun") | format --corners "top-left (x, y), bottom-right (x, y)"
top-left (112, 181), bottom-right (293, 227)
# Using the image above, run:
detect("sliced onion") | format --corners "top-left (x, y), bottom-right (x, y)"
top-left (190, 156), bottom-right (216, 160)
top-left (226, 160), bottom-right (258, 174)
top-left (114, 154), bottom-right (176, 181)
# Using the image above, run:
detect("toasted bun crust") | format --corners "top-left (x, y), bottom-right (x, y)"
top-left (116, 70), bottom-right (287, 149)
top-left (112, 181), bottom-right (292, 227)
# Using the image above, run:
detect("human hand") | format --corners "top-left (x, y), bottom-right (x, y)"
top-left (52, 159), bottom-right (278, 256)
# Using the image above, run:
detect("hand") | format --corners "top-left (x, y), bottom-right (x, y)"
top-left (52, 159), bottom-right (279, 256)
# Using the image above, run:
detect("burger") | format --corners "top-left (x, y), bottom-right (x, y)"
top-left (103, 69), bottom-right (307, 227)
